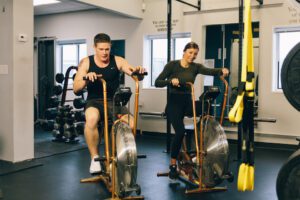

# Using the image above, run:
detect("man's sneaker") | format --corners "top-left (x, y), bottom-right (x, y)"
top-left (89, 155), bottom-right (101, 174)
top-left (169, 164), bottom-right (178, 180)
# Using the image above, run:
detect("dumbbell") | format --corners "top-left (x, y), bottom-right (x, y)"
top-left (55, 116), bottom-right (64, 124)
top-left (63, 123), bottom-right (77, 139)
top-left (53, 85), bottom-right (63, 96)
top-left (45, 108), bottom-right (58, 120)
top-left (55, 73), bottom-right (64, 84)
top-left (52, 129), bottom-right (62, 138)
top-left (63, 111), bottom-right (74, 118)
top-left (63, 117), bottom-right (74, 125)
top-left (74, 122), bottom-right (85, 135)
top-left (74, 88), bottom-right (87, 97)
top-left (73, 98), bottom-right (86, 109)
top-left (75, 111), bottom-right (85, 121)
top-left (54, 122), bottom-right (60, 130)
top-left (49, 96), bottom-right (60, 107)
top-left (41, 120), bottom-right (55, 131)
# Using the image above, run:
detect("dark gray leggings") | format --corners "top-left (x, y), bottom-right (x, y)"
top-left (167, 93), bottom-right (203, 159)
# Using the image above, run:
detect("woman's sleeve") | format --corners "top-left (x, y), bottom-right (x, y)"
top-left (196, 63), bottom-right (222, 76)
top-left (154, 62), bottom-right (173, 87)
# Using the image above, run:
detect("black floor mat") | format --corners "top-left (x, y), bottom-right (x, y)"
top-left (34, 138), bottom-right (87, 158)
top-left (0, 159), bottom-right (43, 176)
top-left (34, 127), bottom-right (87, 159)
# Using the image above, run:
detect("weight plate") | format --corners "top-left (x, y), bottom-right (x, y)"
top-left (281, 42), bottom-right (300, 111)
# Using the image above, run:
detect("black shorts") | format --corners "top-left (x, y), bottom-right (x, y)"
top-left (85, 98), bottom-right (129, 120)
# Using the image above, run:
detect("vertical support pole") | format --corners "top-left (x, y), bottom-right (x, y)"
top-left (166, 0), bottom-right (172, 153)
top-left (237, 0), bottom-right (244, 161)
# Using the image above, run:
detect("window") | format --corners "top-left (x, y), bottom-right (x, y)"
top-left (273, 27), bottom-right (300, 91)
top-left (56, 40), bottom-right (87, 84)
top-left (145, 33), bottom-right (191, 88)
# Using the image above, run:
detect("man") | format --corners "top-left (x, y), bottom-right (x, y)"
top-left (73, 33), bottom-right (145, 174)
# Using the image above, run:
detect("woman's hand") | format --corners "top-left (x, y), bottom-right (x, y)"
top-left (222, 68), bottom-right (230, 77)
top-left (170, 78), bottom-right (180, 87)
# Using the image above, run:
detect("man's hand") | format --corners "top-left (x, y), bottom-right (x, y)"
top-left (130, 66), bottom-right (147, 80)
top-left (131, 66), bottom-right (146, 75)
top-left (85, 72), bottom-right (100, 82)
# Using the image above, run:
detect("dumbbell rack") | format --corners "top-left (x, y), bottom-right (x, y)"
top-left (61, 66), bottom-right (79, 106)
top-left (52, 65), bottom-right (82, 144)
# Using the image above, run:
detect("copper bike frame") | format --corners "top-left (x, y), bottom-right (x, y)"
top-left (185, 77), bottom-right (228, 194)
top-left (81, 75), bottom-right (143, 200)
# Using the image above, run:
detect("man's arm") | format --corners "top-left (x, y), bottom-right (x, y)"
top-left (115, 56), bottom-right (144, 75)
top-left (73, 57), bottom-right (89, 94)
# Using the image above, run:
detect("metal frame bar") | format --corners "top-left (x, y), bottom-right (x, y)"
top-left (256, 0), bottom-right (263, 5)
top-left (166, 0), bottom-right (172, 153)
top-left (175, 0), bottom-right (201, 10)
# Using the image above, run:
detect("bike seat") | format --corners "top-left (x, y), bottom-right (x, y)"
top-left (114, 87), bottom-right (132, 106)
top-left (199, 86), bottom-right (220, 102)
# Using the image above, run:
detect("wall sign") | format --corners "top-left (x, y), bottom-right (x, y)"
top-left (152, 19), bottom-right (179, 32)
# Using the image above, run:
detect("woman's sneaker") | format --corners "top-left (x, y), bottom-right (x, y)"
top-left (89, 155), bottom-right (101, 174)
top-left (169, 164), bottom-right (178, 180)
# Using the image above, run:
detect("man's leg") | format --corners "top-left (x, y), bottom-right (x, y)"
top-left (85, 107), bottom-right (101, 174)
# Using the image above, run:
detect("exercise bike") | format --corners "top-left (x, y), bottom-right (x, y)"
top-left (158, 76), bottom-right (233, 193)
top-left (80, 71), bottom-right (147, 200)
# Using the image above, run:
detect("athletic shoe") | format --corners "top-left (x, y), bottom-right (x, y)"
top-left (89, 155), bottom-right (101, 174)
top-left (169, 164), bottom-right (178, 180)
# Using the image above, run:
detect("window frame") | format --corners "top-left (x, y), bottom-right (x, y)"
top-left (273, 26), bottom-right (300, 92)
top-left (57, 39), bottom-right (86, 74)
top-left (56, 39), bottom-right (87, 85)
top-left (145, 33), bottom-right (191, 88)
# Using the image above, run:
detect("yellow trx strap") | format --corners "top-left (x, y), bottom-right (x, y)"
top-left (228, 0), bottom-right (256, 192)
top-left (228, 0), bottom-right (255, 123)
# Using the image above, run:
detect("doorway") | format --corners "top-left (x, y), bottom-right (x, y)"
top-left (205, 22), bottom-right (260, 116)
top-left (37, 39), bottom-right (56, 119)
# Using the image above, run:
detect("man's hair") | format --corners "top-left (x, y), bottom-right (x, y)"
top-left (183, 42), bottom-right (199, 52)
top-left (94, 33), bottom-right (111, 45)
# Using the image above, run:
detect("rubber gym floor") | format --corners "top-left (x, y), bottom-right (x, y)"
top-left (0, 129), bottom-right (296, 200)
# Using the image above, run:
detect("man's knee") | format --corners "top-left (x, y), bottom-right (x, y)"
top-left (85, 107), bottom-right (100, 129)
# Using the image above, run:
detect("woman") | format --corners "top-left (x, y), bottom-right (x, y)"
top-left (155, 42), bottom-right (229, 180)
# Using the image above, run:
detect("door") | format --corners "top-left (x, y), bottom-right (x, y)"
top-left (205, 23), bottom-right (259, 116)
top-left (37, 39), bottom-right (55, 118)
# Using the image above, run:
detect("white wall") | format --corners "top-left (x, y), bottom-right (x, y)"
top-left (0, 0), bottom-right (14, 161)
top-left (135, 0), bottom-right (300, 144)
top-left (34, 0), bottom-right (300, 145)
top-left (78, 0), bottom-right (143, 19)
top-left (0, 0), bottom-right (34, 162)
top-left (257, 1), bottom-right (300, 139)
top-left (34, 9), bottom-right (142, 94)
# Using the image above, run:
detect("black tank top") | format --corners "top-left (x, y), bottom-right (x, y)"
top-left (87, 55), bottom-right (120, 100)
